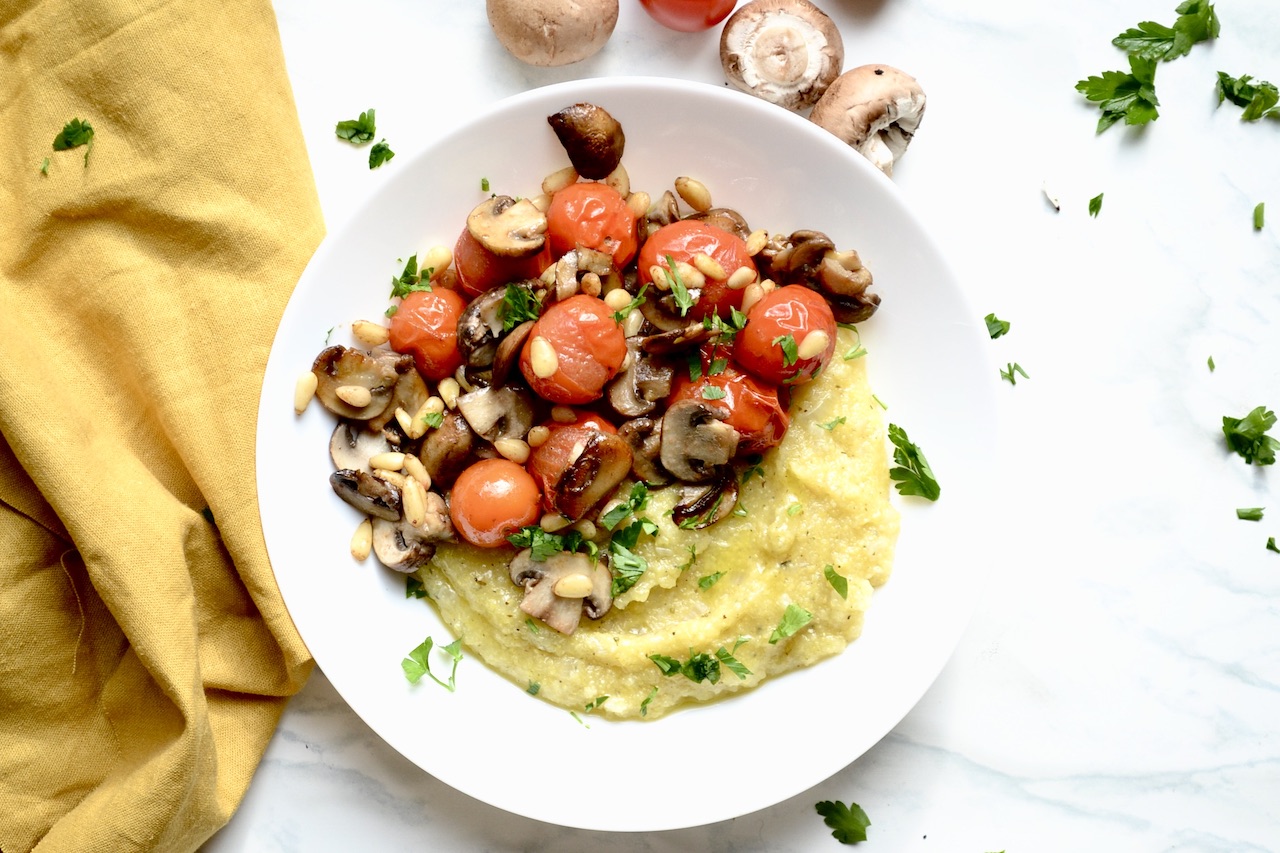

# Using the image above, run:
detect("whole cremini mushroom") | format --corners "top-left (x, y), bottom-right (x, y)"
top-left (809, 64), bottom-right (927, 177)
top-left (487, 0), bottom-right (619, 67)
top-left (719, 0), bottom-right (844, 111)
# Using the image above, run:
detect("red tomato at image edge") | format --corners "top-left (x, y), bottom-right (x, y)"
top-left (735, 285), bottom-right (838, 386)
top-left (546, 182), bottom-right (639, 268)
top-left (637, 219), bottom-right (754, 320)
top-left (668, 358), bottom-right (790, 454)
top-left (639, 0), bottom-right (735, 32)
top-left (387, 287), bottom-right (466, 381)
top-left (453, 227), bottom-right (551, 299)
top-left (519, 295), bottom-right (627, 405)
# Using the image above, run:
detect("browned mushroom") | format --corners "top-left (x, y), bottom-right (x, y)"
top-left (660, 399), bottom-right (740, 483)
top-left (685, 207), bottom-right (752, 241)
top-left (491, 319), bottom-right (534, 387)
top-left (456, 286), bottom-right (509, 369)
top-left (607, 339), bottom-right (675, 418)
top-left (456, 386), bottom-right (536, 443)
top-left (466, 196), bottom-right (547, 257)
top-left (418, 411), bottom-right (475, 488)
top-left (368, 358), bottom-right (430, 433)
top-left (547, 103), bottom-right (625, 180)
top-left (618, 418), bottom-right (669, 486)
top-left (330, 469), bottom-right (401, 520)
top-left (509, 548), bottom-right (613, 635)
top-left (549, 430), bottom-right (634, 519)
top-left (329, 422), bottom-right (394, 472)
top-left (311, 346), bottom-right (402, 421)
top-left (671, 467), bottom-right (739, 529)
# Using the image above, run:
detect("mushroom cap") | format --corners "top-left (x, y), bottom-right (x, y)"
top-left (720, 0), bottom-right (844, 111)
top-left (809, 64), bottom-right (927, 177)
top-left (466, 196), bottom-right (548, 258)
top-left (510, 549), bottom-right (612, 635)
top-left (660, 399), bottom-right (741, 483)
top-left (486, 0), bottom-right (619, 68)
top-left (547, 103), bottom-right (625, 180)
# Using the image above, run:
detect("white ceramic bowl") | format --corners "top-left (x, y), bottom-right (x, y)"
top-left (256, 76), bottom-right (998, 832)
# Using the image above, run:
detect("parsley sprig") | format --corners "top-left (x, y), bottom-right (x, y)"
top-left (887, 423), bottom-right (941, 500)
top-left (1076, 55), bottom-right (1161, 133)
top-left (662, 254), bottom-right (695, 316)
top-left (1222, 406), bottom-right (1278, 466)
top-left (1111, 1), bottom-right (1220, 62)
top-left (1216, 72), bottom-right (1280, 121)
top-left (815, 800), bottom-right (871, 844)
top-left (52, 118), bottom-right (94, 167)
top-left (401, 636), bottom-right (463, 691)
top-left (335, 109), bottom-right (377, 143)
top-left (500, 283), bottom-right (542, 331)
top-left (389, 255), bottom-right (433, 300)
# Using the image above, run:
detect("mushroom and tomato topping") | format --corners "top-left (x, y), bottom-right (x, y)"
top-left (300, 101), bottom-right (882, 640)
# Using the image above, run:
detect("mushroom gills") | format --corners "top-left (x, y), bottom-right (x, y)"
top-left (329, 422), bottom-right (394, 471)
top-left (720, 0), bottom-right (844, 111)
top-left (509, 549), bottom-right (613, 635)
top-left (660, 399), bottom-right (741, 483)
top-left (372, 516), bottom-right (437, 573)
top-left (330, 468), bottom-right (402, 521)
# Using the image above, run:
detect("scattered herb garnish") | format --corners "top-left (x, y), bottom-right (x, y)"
top-left (524, 617), bottom-right (540, 634)
top-left (824, 564), bottom-right (848, 599)
top-left (1216, 72), bottom-right (1280, 121)
top-left (369, 139), bottom-right (395, 169)
top-left (422, 411), bottom-right (444, 430)
top-left (1255, 203), bottom-right (1266, 230)
top-left (769, 603), bottom-right (813, 644)
top-left (405, 576), bottom-right (428, 599)
top-left (741, 455), bottom-right (765, 485)
top-left (1208, 355), bottom-right (1216, 372)
top-left (52, 118), bottom-right (94, 166)
top-left (815, 800), bottom-right (871, 844)
top-left (335, 109), bottom-right (376, 143)
top-left (698, 571), bottom-right (725, 590)
top-left (527, 681), bottom-right (540, 695)
top-left (678, 544), bottom-right (698, 572)
top-left (600, 482), bottom-right (650, 531)
top-left (702, 386), bottom-right (728, 400)
top-left (39, 157), bottom-right (50, 176)
top-left (1111, 1), bottom-right (1220, 62)
top-left (1222, 406), bottom-right (1279, 466)
top-left (609, 516), bottom-right (659, 596)
top-left (819, 416), bottom-right (846, 431)
top-left (872, 394), bottom-right (887, 410)
top-left (1089, 193), bottom-right (1105, 217)
top-left (649, 650), bottom-right (721, 684)
top-left (500, 283), bottom-right (542, 332)
top-left (663, 254), bottom-right (695, 316)
top-left (1237, 507), bottom-right (1264, 521)
top-left (480, 177), bottom-right (490, 192)
top-left (401, 636), bottom-right (463, 691)
top-left (715, 644), bottom-right (752, 679)
top-left (1001, 362), bottom-right (1029, 385)
top-left (887, 423), bottom-right (941, 500)
top-left (704, 308), bottom-right (748, 344)
top-left (1268, 537), bottom-right (1279, 553)
top-left (507, 525), bottom-right (588, 561)
top-left (984, 313), bottom-right (1010, 339)
top-left (584, 695), bottom-right (609, 712)
top-left (612, 283), bottom-right (648, 323)
top-left (1076, 55), bottom-right (1160, 133)
top-left (390, 254), bottom-right (433, 299)
top-left (569, 711), bottom-right (588, 728)
top-left (708, 356), bottom-right (729, 376)
top-left (640, 686), bottom-right (658, 716)
top-left (773, 333), bottom-right (800, 367)
top-left (786, 502), bottom-right (803, 517)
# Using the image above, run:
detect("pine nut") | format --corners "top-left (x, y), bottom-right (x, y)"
top-left (650, 264), bottom-right (671, 291)
top-left (369, 451), bottom-right (406, 471)
top-left (454, 365), bottom-right (475, 393)
top-left (797, 330), bottom-right (831, 361)
top-left (424, 396), bottom-right (445, 414)
top-left (529, 193), bottom-right (552, 212)
top-left (527, 425), bottom-right (551, 448)
top-left (553, 573), bottom-right (594, 598)
top-left (623, 309), bottom-right (645, 338)
top-left (403, 455), bottom-right (432, 490)
top-left (572, 519), bottom-right (597, 540)
top-left (409, 400), bottom-right (434, 438)
top-left (551, 406), bottom-right (578, 423)
top-left (529, 336), bottom-right (559, 378)
top-left (825, 248), bottom-right (864, 271)
top-left (760, 278), bottom-right (777, 293)
top-left (542, 165), bottom-right (578, 195)
top-left (350, 518), bottom-right (373, 561)
top-left (626, 191), bottom-right (651, 219)
top-left (541, 512), bottom-right (572, 532)
top-left (438, 377), bottom-right (460, 409)
top-left (675, 261), bottom-right (705, 290)
top-left (352, 320), bottom-right (390, 347)
top-left (726, 265), bottom-right (757, 290)
top-left (741, 282), bottom-right (765, 314)
top-left (567, 440), bottom-right (585, 465)
top-left (336, 384), bottom-right (372, 408)
top-left (423, 245), bottom-right (453, 278)
top-left (395, 407), bottom-right (417, 437)
top-left (294, 371), bottom-right (317, 414)
top-left (604, 163), bottom-right (630, 197)
top-left (692, 252), bottom-right (727, 281)
top-left (374, 469), bottom-right (407, 489)
top-left (674, 176), bottom-right (712, 212)
top-left (745, 229), bottom-right (768, 256)
top-left (495, 438), bottom-right (531, 464)
top-left (603, 288), bottom-right (634, 311)
top-left (581, 272), bottom-right (602, 298)
top-left (402, 477), bottom-right (427, 528)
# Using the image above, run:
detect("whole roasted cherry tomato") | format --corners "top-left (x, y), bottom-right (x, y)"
top-left (527, 421), bottom-right (610, 508)
top-left (519, 294), bottom-right (627, 405)
top-left (735, 285), bottom-right (837, 385)
top-left (637, 219), bottom-right (755, 320)
top-left (546, 181), bottom-right (639, 267)
top-left (449, 458), bottom-right (542, 548)
top-left (388, 287), bottom-right (466, 381)
top-left (668, 351), bottom-right (789, 453)
top-left (638, 0), bottom-right (735, 32)
top-left (453, 227), bottom-right (551, 299)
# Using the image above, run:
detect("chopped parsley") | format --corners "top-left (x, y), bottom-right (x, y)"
top-left (600, 482), bottom-right (650, 531)
top-left (507, 525), bottom-right (588, 561)
top-left (678, 544), bottom-right (698, 572)
top-left (390, 254), bottom-right (432, 299)
top-left (1111, 1), bottom-right (1220, 62)
top-left (1222, 406), bottom-right (1279, 466)
top-left (1089, 193), bottom-right (1104, 217)
top-left (1076, 55), bottom-right (1160, 133)
top-left (824, 565), bottom-right (849, 599)
top-left (708, 356), bottom-right (729, 376)
top-left (649, 650), bottom-right (721, 684)
top-left (480, 177), bottom-right (490, 192)
top-left (52, 118), bottom-right (94, 166)
top-left (1216, 72), bottom-right (1280, 121)
top-left (984, 313), bottom-right (1010, 339)
top-left (524, 617), bottom-right (540, 634)
top-left (1255, 203), bottom-right (1266, 230)
top-left (584, 695), bottom-right (609, 712)
top-left (422, 411), bottom-right (444, 430)
top-left (741, 455), bottom-right (765, 485)
top-left (1208, 355), bottom-right (1216, 372)
top-left (702, 386), bottom-right (728, 400)
top-left (786, 502), bottom-right (803, 517)
top-left (609, 516), bottom-right (659, 596)
top-left (703, 308), bottom-right (748, 344)
top-left (698, 571), bottom-right (725, 590)
top-left (640, 686), bottom-right (658, 716)
top-left (772, 333), bottom-right (799, 367)
top-left (1001, 362), bottom-right (1029, 385)
top-left (838, 323), bottom-right (868, 360)
top-left (815, 800), bottom-right (871, 845)
top-left (612, 283), bottom-right (648, 323)
top-left (1237, 507), bottom-right (1264, 521)
top-left (500, 283), bottom-right (542, 332)
top-left (662, 254), bottom-right (695, 316)
top-left (405, 576), bottom-right (428, 599)
top-left (527, 681), bottom-right (540, 695)
top-left (401, 636), bottom-right (462, 691)
top-left (819, 416), bottom-right (846, 431)
top-left (888, 423), bottom-right (941, 500)
top-left (335, 109), bottom-right (377, 143)
top-left (1268, 537), bottom-right (1279, 554)
top-left (715, 644), bottom-right (752, 680)
top-left (769, 603), bottom-right (813, 644)
top-left (39, 157), bottom-right (50, 176)
top-left (369, 139), bottom-right (395, 169)
top-left (687, 352), bottom-right (703, 382)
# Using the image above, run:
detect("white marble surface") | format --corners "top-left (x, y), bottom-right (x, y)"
top-left (208, 0), bottom-right (1280, 849)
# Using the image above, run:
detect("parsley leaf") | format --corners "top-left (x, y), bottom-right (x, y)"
top-left (1222, 406), bottom-right (1279, 466)
top-left (984, 313), bottom-right (1010, 339)
top-left (698, 571), bottom-right (725, 590)
top-left (678, 544), bottom-right (698, 572)
top-left (405, 576), bottom-right (428, 599)
top-left (1237, 507), bottom-right (1264, 521)
top-left (786, 502), bottom-right (803, 517)
top-left (612, 283), bottom-right (648, 323)
top-left (1111, 1), bottom-right (1220, 62)
top-left (815, 800), bottom-right (871, 844)
top-left (769, 603), bottom-right (812, 644)
top-left (682, 652), bottom-right (720, 684)
top-left (39, 157), bottom-right (50, 176)
top-left (584, 695), bottom-right (609, 712)
top-left (772, 333), bottom-right (800, 367)
top-left (527, 681), bottom-right (540, 695)
top-left (1001, 362), bottom-right (1029, 385)
top-left (389, 254), bottom-right (433, 299)
top-left (663, 254), bottom-right (695, 316)
top-left (401, 636), bottom-right (463, 691)
top-left (702, 386), bottom-right (728, 400)
top-left (52, 118), bottom-right (94, 166)
top-left (648, 653), bottom-right (682, 675)
top-left (1208, 355), bottom-right (1216, 372)
top-left (1076, 54), bottom-right (1160, 134)
top-left (609, 540), bottom-right (649, 597)
top-left (640, 686), bottom-right (658, 716)
top-left (335, 109), bottom-right (376, 144)
top-left (887, 423), bottom-right (941, 500)
top-left (481, 177), bottom-right (490, 192)
top-left (600, 482), bottom-right (650, 531)
top-left (824, 564), bottom-right (849, 599)
top-left (369, 139), bottom-right (395, 169)
top-left (715, 645), bottom-right (752, 680)
top-left (507, 525), bottom-right (586, 561)
top-left (1216, 72), bottom-right (1280, 121)
top-left (500, 283), bottom-right (542, 332)
top-left (1255, 203), bottom-right (1266, 230)
top-left (1268, 537), bottom-right (1279, 554)
top-left (819, 416), bottom-right (846, 431)
top-left (1089, 193), bottom-right (1104, 217)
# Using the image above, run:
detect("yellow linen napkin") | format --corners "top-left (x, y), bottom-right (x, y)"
top-left (0, 0), bottom-right (324, 850)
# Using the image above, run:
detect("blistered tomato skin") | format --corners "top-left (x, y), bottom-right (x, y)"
top-left (453, 227), bottom-right (551, 299)
top-left (526, 422), bottom-right (610, 509)
top-left (546, 182), bottom-right (639, 267)
top-left (668, 355), bottom-right (790, 454)
top-left (638, 0), bottom-right (735, 31)
top-left (519, 294), bottom-right (627, 405)
top-left (637, 220), bottom-right (755, 320)
top-left (387, 288), bottom-right (467, 381)
top-left (735, 285), bottom-right (838, 386)
top-left (449, 458), bottom-right (541, 548)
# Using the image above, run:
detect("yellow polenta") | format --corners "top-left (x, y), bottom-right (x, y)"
top-left (418, 329), bottom-right (899, 719)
